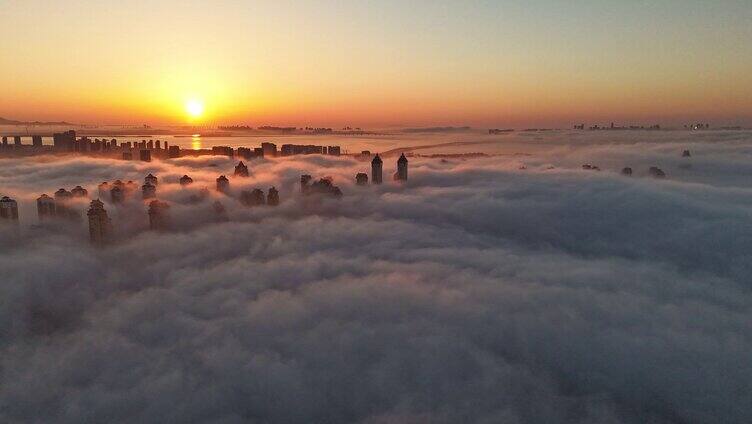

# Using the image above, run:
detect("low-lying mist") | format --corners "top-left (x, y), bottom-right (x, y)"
top-left (1, 132), bottom-right (751, 423)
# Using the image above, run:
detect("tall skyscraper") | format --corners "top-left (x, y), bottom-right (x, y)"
top-left (139, 149), bottom-right (151, 162)
top-left (98, 182), bottom-right (110, 199)
top-left (0, 196), bottom-right (19, 222)
top-left (234, 161), bottom-right (249, 177)
top-left (13, 136), bottom-right (22, 146)
top-left (168, 145), bottom-right (180, 158)
top-left (261, 142), bottom-right (277, 157)
top-left (395, 153), bottom-right (408, 181)
top-left (144, 173), bottom-right (158, 186)
top-left (87, 199), bottom-right (112, 244)
top-left (148, 200), bottom-right (170, 231)
top-left (32, 135), bottom-right (43, 147)
top-left (356, 173), bottom-right (368, 185)
top-left (53, 130), bottom-right (76, 152)
top-left (110, 186), bottom-right (124, 204)
top-left (142, 182), bottom-right (156, 199)
top-left (240, 189), bottom-right (265, 207)
top-left (267, 187), bottom-right (279, 206)
top-left (37, 194), bottom-right (56, 221)
top-left (71, 186), bottom-right (88, 198)
top-left (54, 188), bottom-right (76, 218)
top-left (371, 154), bottom-right (383, 184)
top-left (216, 175), bottom-right (230, 193)
top-left (54, 188), bottom-right (73, 202)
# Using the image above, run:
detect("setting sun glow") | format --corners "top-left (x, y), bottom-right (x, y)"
top-left (185, 100), bottom-right (204, 118)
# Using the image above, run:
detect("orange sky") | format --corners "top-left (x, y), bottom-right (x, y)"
top-left (1, 1), bottom-right (750, 127)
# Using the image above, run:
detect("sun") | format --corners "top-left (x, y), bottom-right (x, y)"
top-left (185, 100), bottom-right (204, 118)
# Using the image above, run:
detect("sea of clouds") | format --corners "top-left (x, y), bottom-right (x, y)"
top-left (0, 131), bottom-right (751, 423)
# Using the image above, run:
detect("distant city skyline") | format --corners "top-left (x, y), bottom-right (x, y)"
top-left (1, 0), bottom-right (751, 127)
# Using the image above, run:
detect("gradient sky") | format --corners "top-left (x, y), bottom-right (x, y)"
top-left (1, 0), bottom-right (751, 127)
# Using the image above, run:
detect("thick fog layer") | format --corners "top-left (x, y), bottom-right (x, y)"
top-left (1, 132), bottom-right (751, 423)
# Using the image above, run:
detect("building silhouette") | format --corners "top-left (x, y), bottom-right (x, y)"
top-left (371, 154), bottom-right (383, 184)
top-left (110, 186), bottom-right (124, 204)
top-left (621, 167), bottom-right (633, 176)
top-left (98, 182), bottom-right (110, 199)
top-left (53, 130), bottom-right (75, 152)
top-left (179, 175), bottom-right (193, 186)
top-left (71, 186), bottom-right (88, 198)
top-left (54, 188), bottom-right (73, 202)
top-left (395, 153), bottom-right (408, 181)
top-left (53, 188), bottom-right (77, 218)
top-left (142, 182), bottom-right (156, 199)
top-left (87, 199), bottom-right (112, 244)
top-left (241, 189), bottom-right (266, 206)
top-left (216, 175), bottom-right (230, 193)
top-left (148, 200), bottom-right (171, 230)
top-left (308, 177), bottom-right (343, 197)
top-left (237, 147), bottom-right (253, 159)
top-left (37, 194), bottom-right (56, 220)
top-left (267, 187), bottom-right (279, 206)
top-left (261, 142), bottom-right (277, 157)
top-left (356, 173), bottom-right (368, 185)
top-left (0, 196), bottom-right (19, 222)
top-left (212, 146), bottom-right (234, 157)
top-left (139, 149), bottom-right (151, 162)
top-left (234, 161), bottom-right (249, 177)
top-left (168, 145), bottom-right (181, 158)
top-left (32, 135), bottom-right (43, 147)
top-left (144, 173), bottom-right (158, 186)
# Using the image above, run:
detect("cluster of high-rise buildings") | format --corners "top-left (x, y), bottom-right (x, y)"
top-left (352, 153), bottom-right (408, 185)
top-left (14, 161), bottom-right (287, 243)
top-left (216, 142), bottom-right (341, 160)
top-left (0, 131), bottom-right (343, 161)
top-left (573, 123), bottom-right (662, 131)
top-left (1, 151), bottom-right (412, 243)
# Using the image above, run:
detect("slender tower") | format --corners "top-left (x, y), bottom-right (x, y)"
top-left (87, 199), bottom-right (112, 244)
top-left (396, 153), bottom-right (408, 181)
top-left (371, 154), bottom-right (383, 184)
